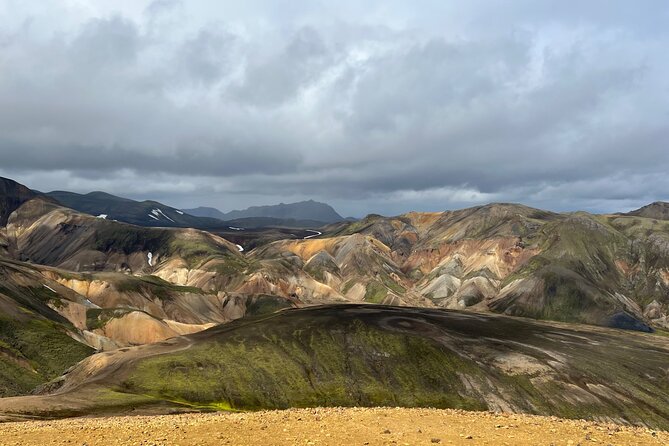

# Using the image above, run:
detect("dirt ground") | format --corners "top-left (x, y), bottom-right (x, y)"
top-left (0, 407), bottom-right (666, 446)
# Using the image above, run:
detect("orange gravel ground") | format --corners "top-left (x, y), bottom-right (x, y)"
top-left (0, 407), bottom-right (666, 446)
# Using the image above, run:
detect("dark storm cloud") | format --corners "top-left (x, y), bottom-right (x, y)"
top-left (0, 0), bottom-right (667, 216)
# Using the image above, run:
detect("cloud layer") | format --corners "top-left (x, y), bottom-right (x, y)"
top-left (1, 0), bottom-right (667, 216)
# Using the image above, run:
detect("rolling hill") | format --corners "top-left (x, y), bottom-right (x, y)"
top-left (1, 305), bottom-right (667, 429)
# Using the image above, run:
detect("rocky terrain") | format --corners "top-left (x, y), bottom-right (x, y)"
top-left (0, 407), bottom-right (666, 446)
top-left (5, 176), bottom-right (669, 333)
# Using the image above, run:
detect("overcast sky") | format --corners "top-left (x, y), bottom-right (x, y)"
top-left (1, 1), bottom-right (667, 217)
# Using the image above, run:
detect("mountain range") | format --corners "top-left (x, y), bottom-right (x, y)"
top-left (1, 175), bottom-right (668, 428)
top-left (46, 190), bottom-right (223, 228)
top-left (184, 200), bottom-right (345, 223)
top-left (45, 189), bottom-right (346, 228)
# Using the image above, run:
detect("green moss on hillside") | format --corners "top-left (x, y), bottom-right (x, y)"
top-left (244, 295), bottom-right (293, 317)
top-left (93, 224), bottom-right (171, 255)
top-left (364, 281), bottom-right (387, 303)
top-left (86, 308), bottom-right (135, 330)
top-left (115, 275), bottom-right (206, 300)
top-left (123, 318), bottom-right (486, 411)
top-left (0, 317), bottom-right (93, 397)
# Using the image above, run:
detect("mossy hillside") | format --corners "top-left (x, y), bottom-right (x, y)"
top-left (363, 281), bottom-right (387, 303)
top-left (0, 353), bottom-right (44, 397)
top-left (114, 305), bottom-right (669, 428)
top-left (85, 308), bottom-right (136, 330)
top-left (500, 255), bottom-right (551, 288)
top-left (539, 216), bottom-right (627, 273)
top-left (210, 256), bottom-right (254, 290)
top-left (166, 236), bottom-right (233, 269)
top-left (330, 215), bottom-right (384, 237)
top-left (0, 316), bottom-right (93, 397)
top-left (93, 224), bottom-right (171, 256)
top-left (114, 275), bottom-right (207, 300)
top-left (212, 255), bottom-right (250, 277)
top-left (0, 283), bottom-right (69, 322)
top-left (243, 295), bottom-right (293, 317)
top-left (93, 222), bottom-right (235, 269)
top-left (379, 271), bottom-right (405, 294)
top-left (123, 318), bottom-right (486, 411)
top-left (494, 216), bottom-right (645, 326)
top-left (606, 215), bottom-right (669, 239)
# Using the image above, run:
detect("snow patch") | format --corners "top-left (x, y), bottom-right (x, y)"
top-left (148, 214), bottom-right (159, 221)
top-left (176, 210), bottom-right (184, 215)
top-left (236, 244), bottom-right (244, 252)
top-left (229, 226), bottom-right (245, 231)
top-left (84, 299), bottom-right (99, 309)
top-left (155, 208), bottom-right (175, 222)
top-left (147, 252), bottom-right (153, 266)
top-left (96, 214), bottom-right (108, 219)
top-left (303, 230), bottom-right (322, 240)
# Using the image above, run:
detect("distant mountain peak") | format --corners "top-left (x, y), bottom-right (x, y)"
top-left (185, 200), bottom-right (344, 224)
top-left (624, 201), bottom-right (669, 220)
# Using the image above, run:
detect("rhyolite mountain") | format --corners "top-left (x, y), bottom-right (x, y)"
top-left (0, 182), bottom-right (296, 396)
top-left (185, 200), bottom-right (345, 224)
top-left (2, 176), bottom-right (668, 334)
top-left (1, 175), bottom-right (669, 427)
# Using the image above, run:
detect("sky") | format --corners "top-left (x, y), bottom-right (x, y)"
top-left (0, 0), bottom-right (667, 217)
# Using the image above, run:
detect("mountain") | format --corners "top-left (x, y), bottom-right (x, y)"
top-left (186, 200), bottom-right (344, 224)
top-left (3, 174), bottom-right (669, 415)
top-left (45, 190), bottom-right (223, 228)
top-left (0, 181), bottom-right (299, 392)
top-left (2, 305), bottom-right (668, 429)
top-left (223, 203), bottom-right (669, 332)
top-left (14, 182), bottom-right (669, 333)
top-left (624, 201), bottom-right (669, 220)
top-left (0, 177), bottom-right (39, 226)
top-left (183, 206), bottom-right (227, 220)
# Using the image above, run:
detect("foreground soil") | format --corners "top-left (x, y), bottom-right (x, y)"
top-left (0, 407), bottom-right (667, 446)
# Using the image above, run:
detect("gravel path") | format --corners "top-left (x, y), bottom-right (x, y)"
top-left (0, 407), bottom-right (666, 445)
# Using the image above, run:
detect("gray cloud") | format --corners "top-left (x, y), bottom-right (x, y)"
top-left (0, 0), bottom-right (667, 216)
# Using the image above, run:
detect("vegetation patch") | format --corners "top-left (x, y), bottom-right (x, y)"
top-left (86, 308), bottom-right (135, 330)
top-left (363, 281), bottom-right (387, 303)
top-left (244, 295), bottom-right (293, 317)
top-left (0, 316), bottom-right (93, 397)
top-left (93, 224), bottom-right (171, 255)
top-left (123, 317), bottom-right (486, 411)
top-left (115, 275), bottom-right (206, 300)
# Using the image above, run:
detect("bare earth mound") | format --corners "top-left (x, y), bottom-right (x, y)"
top-left (0, 407), bottom-right (666, 446)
